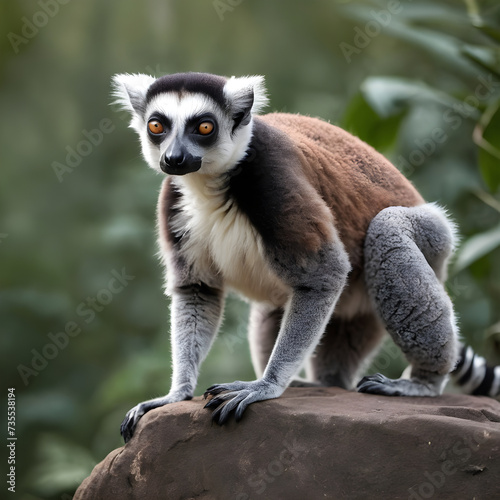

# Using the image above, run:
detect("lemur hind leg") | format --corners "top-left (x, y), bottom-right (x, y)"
top-left (308, 312), bottom-right (386, 390)
top-left (358, 204), bottom-right (459, 397)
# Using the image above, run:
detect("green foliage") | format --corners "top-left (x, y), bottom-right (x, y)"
top-left (477, 103), bottom-right (500, 191)
top-left (2, 1), bottom-right (500, 498)
top-left (454, 222), bottom-right (500, 273)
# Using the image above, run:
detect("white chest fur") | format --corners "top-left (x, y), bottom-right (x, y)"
top-left (171, 176), bottom-right (290, 306)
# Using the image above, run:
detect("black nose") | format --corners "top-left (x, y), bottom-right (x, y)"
top-left (161, 153), bottom-right (185, 172)
top-left (160, 150), bottom-right (202, 175)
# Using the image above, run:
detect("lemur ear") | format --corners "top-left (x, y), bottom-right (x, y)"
top-left (223, 75), bottom-right (268, 131)
top-left (111, 73), bottom-right (156, 117)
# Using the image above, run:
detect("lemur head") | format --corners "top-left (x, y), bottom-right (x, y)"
top-left (112, 72), bottom-right (268, 176)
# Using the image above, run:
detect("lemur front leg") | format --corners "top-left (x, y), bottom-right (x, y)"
top-left (204, 242), bottom-right (351, 424)
top-left (121, 283), bottom-right (224, 442)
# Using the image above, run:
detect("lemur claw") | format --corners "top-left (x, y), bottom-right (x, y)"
top-left (204, 380), bottom-right (283, 425)
top-left (120, 404), bottom-right (146, 443)
top-left (357, 373), bottom-right (403, 396)
top-left (357, 373), bottom-right (443, 397)
top-left (120, 393), bottom-right (192, 443)
top-left (203, 385), bottom-right (227, 398)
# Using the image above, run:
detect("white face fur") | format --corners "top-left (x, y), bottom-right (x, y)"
top-left (112, 73), bottom-right (268, 177)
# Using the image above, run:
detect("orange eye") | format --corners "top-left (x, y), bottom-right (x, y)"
top-left (198, 121), bottom-right (214, 135)
top-left (148, 120), bottom-right (164, 134)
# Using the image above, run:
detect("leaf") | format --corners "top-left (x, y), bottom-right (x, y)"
top-left (474, 102), bottom-right (500, 191)
top-left (465, 0), bottom-right (500, 43)
top-left (473, 188), bottom-right (500, 213)
top-left (453, 222), bottom-right (500, 273)
top-left (476, 25), bottom-right (500, 44)
top-left (342, 77), bottom-right (463, 152)
top-left (360, 77), bottom-right (457, 117)
top-left (478, 148), bottom-right (500, 192)
top-left (462, 44), bottom-right (500, 78)
top-left (339, 1), bottom-right (482, 78)
top-left (342, 92), bottom-right (406, 151)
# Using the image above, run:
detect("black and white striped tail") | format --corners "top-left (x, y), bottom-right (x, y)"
top-left (451, 344), bottom-right (500, 397)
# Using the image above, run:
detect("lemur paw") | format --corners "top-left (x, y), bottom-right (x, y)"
top-left (357, 373), bottom-right (442, 397)
top-left (120, 393), bottom-right (192, 443)
top-left (203, 379), bottom-right (283, 425)
top-left (357, 373), bottom-right (405, 396)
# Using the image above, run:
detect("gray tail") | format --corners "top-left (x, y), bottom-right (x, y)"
top-left (451, 344), bottom-right (500, 397)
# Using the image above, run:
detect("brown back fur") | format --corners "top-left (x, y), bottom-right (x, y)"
top-left (260, 113), bottom-right (424, 274)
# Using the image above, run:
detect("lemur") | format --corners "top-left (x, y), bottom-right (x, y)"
top-left (112, 72), bottom-right (500, 443)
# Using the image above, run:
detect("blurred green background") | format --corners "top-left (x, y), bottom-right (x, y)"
top-left (2, 0), bottom-right (500, 497)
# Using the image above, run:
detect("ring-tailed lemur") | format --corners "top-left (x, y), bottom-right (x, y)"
top-left (112, 72), bottom-right (500, 442)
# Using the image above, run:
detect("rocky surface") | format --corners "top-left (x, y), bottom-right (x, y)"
top-left (75, 387), bottom-right (500, 500)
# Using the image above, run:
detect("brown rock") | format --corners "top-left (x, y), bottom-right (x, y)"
top-left (75, 388), bottom-right (500, 500)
